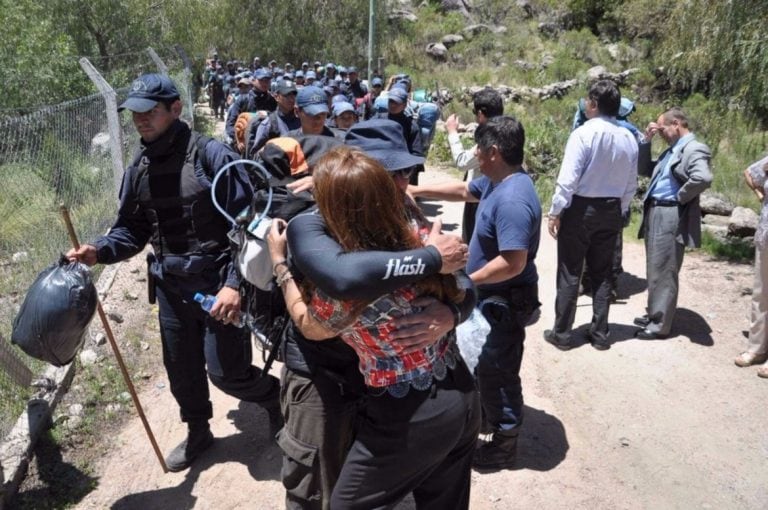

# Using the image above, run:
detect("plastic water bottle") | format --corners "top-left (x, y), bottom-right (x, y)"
top-left (193, 292), bottom-right (253, 329)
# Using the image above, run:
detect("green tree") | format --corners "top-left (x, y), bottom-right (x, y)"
top-left (657, 0), bottom-right (768, 122)
top-left (0, 0), bottom-right (88, 110)
top-left (206, 0), bottom-right (386, 69)
top-left (565, 0), bottom-right (621, 34)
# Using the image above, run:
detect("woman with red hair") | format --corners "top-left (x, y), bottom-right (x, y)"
top-left (268, 145), bottom-right (479, 509)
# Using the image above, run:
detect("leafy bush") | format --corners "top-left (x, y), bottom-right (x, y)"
top-left (649, 1), bottom-right (768, 122)
top-left (545, 51), bottom-right (588, 83)
top-left (565, 0), bottom-right (621, 34)
top-left (558, 29), bottom-right (607, 65)
top-left (427, 130), bottom-right (454, 165)
top-left (0, 162), bottom-right (58, 255)
top-left (701, 231), bottom-right (755, 263)
top-left (678, 95), bottom-right (766, 210)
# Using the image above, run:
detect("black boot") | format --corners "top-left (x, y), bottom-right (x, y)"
top-left (473, 430), bottom-right (518, 470)
top-left (165, 421), bottom-right (214, 472)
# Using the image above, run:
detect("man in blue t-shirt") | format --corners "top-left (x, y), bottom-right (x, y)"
top-left (409, 116), bottom-right (542, 470)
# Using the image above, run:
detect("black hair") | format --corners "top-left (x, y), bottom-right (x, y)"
top-left (587, 80), bottom-right (620, 117)
top-left (474, 116), bottom-right (525, 166)
top-left (472, 88), bottom-right (504, 119)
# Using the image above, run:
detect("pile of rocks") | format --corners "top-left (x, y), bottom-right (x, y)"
top-left (451, 65), bottom-right (639, 105)
top-left (700, 192), bottom-right (759, 247)
top-left (457, 78), bottom-right (580, 104)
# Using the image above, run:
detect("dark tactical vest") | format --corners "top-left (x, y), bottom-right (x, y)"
top-left (133, 131), bottom-right (230, 258)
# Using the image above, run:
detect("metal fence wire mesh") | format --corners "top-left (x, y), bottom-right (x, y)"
top-left (0, 48), bottom-right (193, 440)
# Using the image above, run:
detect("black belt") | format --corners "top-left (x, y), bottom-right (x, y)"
top-left (649, 198), bottom-right (679, 207)
top-left (573, 195), bottom-right (620, 203)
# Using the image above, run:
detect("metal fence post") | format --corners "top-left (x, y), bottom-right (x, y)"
top-left (147, 47), bottom-right (169, 76)
top-left (175, 45), bottom-right (195, 130)
top-left (1, 460), bottom-right (5, 510)
top-left (79, 58), bottom-right (124, 200)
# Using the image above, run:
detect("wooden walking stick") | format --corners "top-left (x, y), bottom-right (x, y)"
top-left (60, 204), bottom-right (169, 473)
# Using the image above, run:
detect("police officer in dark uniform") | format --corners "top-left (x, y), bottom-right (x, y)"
top-left (248, 78), bottom-right (302, 157)
top-left (208, 66), bottom-right (227, 120)
top-left (225, 68), bottom-right (277, 142)
top-left (346, 66), bottom-right (368, 100)
top-left (294, 70), bottom-right (305, 88)
top-left (322, 63), bottom-right (336, 86)
top-left (286, 86), bottom-right (340, 139)
top-left (66, 74), bottom-right (281, 473)
top-left (376, 85), bottom-right (425, 185)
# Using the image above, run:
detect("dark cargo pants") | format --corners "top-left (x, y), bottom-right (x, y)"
top-left (155, 284), bottom-right (280, 424)
top-left (477, 284), bottom-right (539, 433)
top-left (278, 367), bottom-right (363, 510)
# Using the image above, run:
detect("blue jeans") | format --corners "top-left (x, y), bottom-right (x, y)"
top-left (476, 284), bottom-right (539, 433)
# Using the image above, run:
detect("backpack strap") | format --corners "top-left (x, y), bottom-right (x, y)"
top-left (268, 111), bottom-right (282, 139)
top-left (193, 133), bottom-right (214, 176)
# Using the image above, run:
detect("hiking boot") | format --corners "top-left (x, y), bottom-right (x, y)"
top-left (473, 431), bottom-right (518, 470)
top-left (165, 421), bottom-right (214, 473)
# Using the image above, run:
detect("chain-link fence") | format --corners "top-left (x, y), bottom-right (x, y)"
top-left (0, 47), bottom-right (194, 441)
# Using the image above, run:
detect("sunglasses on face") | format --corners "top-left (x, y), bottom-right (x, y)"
top-left (392, 168), bottom-right (413, 179)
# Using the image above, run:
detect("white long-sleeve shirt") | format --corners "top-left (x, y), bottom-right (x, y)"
top-left (448, 132), bottom-right (479, 179)
top-left (549, 116), bottom-right (638, 216)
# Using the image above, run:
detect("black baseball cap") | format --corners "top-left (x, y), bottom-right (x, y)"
top-left (118, 74), bottom-right (180, 113)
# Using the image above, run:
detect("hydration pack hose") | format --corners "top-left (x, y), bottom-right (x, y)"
top-left (211, 159), bottom-right (273, 230)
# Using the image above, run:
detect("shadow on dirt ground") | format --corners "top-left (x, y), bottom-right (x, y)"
top-left (475, 405), bottom-right (569, 475)
top-left (110, 400), bottom-right (280, 510)
top-left (10, 430), bottom-right (98, 510)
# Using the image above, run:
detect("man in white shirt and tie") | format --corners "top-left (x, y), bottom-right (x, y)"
top-left (545, 80), bottom-right (638, 351)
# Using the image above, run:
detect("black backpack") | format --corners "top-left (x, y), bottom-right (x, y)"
top-left (233, 135), bottom-right (342, 372)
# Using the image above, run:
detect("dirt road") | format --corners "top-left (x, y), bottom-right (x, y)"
top-left (71, 164), bottom-right (768, 510)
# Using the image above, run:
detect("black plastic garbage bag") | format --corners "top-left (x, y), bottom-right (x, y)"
top-left (11, 255), bottom-right (98, 366)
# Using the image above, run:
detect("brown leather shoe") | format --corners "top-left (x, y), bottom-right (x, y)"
top-left (734, 352), bottom-right (768, 367)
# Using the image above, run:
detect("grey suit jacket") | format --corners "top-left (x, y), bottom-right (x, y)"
top-left (638, 136), bottom-right (713, 248)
